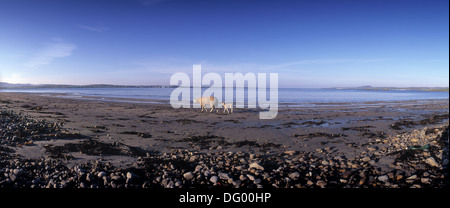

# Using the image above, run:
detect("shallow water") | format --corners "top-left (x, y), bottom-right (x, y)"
top-left (2, 87), bottom-right (448, 107)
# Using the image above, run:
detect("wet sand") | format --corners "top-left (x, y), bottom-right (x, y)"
top-left (0, 92), bottom-right (448, 188)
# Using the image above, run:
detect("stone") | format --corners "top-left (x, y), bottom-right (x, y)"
top-left (249, 162), bottom-right (264, 170)
top-left (183, 172), bottom-right (194, 180)
top-left (407, 175), bottom-right (417, 180)
top-left (97, 171), bottom-right (107, 178)
top-left (246, 174), bottom-right (256, 181)
top-left (189, 156), bottom-right (198, 162)
top-left (175, 180), bottom-right (183, 187)
top-left (284, 150), bottom-right (296, 155)
top-left (316, 180), bottom-right (327, 188)
top-left (9, 173), bottom-right (17, 182)
top-left (209, 176), bottom-right (219, 184)
top-left (288, 172), bottom-right (301, 180)
top-left (421, 177), bottom-right (431, 184)
top-left (126, 171), bottom-right (140, 182)
top-left (378, 175), bottom-right (389, 183)
top-left (425, 157), bottom-right (439, 167)
top-left (13, 169), bottom-right (22, 176)
top-left (218, 173), bottom-right (230, 180)
top-left (443, 158), bottom-right (449, 166)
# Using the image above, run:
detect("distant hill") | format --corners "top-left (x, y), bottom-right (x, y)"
top-left (0, 82), bottom-right (175, 89)
top-left (332, 86), bottom-right (449, 92)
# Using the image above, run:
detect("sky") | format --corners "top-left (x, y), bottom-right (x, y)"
top-left (0, 0), bottom-right (448, 88)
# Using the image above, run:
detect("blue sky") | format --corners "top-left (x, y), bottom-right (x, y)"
top-left (0, 0), bottom-right (448, 87)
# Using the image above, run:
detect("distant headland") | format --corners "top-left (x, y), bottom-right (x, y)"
top-left (331, 85), bottom-right (449, 92)
top-left (0, 82), bottom-right (176, 89)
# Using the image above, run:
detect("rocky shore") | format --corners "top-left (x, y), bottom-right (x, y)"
top-left (1, 107), bottom-right (448, 188)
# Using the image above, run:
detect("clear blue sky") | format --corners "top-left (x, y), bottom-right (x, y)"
top-left (0, 0), bottom-right (448, 87)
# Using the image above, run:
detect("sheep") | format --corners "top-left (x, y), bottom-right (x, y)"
top-left (193, 96), bottom-right (219, 112)
top-left (222, 102), bottom-right (234, 114)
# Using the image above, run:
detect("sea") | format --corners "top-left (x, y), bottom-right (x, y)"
top-left (1, 87), bottom-right (448, 108)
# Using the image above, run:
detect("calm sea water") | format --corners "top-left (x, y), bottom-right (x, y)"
top-left (1, 88), bottom-right (448, 107)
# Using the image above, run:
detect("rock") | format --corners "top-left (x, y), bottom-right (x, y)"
top-left (183, 172), bottom-right (194, 180)
top-left (86, 173), bottom-right (93, 182)
top-left (316, 180), bottom-right (327, 188)
top-left (218, 173), bottom-right (230, 180)
top-left (97, 171), bottom-right (107, 178)
top-left (421, 177), bottom-right (431, 184)
top-left (249, 162), bottom-right (264, 170)
top-left (175, 180), bottom-right (183, 187)
top-left (407, 175), bottom-right (417, 180)
top-left (387, 172), bottom-right (395, 179)
top-left (9, 173), bottom-right (17, 182)
top-left (288, 172), bottom-right (301, 180)
top-left (246, 174), bottom-right (256, 181)
top-left (194, 165), bottom-right (203, 172)
top-left (378, 175), bottom-right (389, 183)
top-left (284, 150), bottom-right (296, 155)
top-left (367, 146), bottom-right (378, 152)
top-left (210, 176), bottom-right (219, 184)
top-left (443, 158), bottom-right (449, 166)
top-left (189, 156), bottom-right (198, 162)
top-left (126, 171), bottom-right (140, 182)
top-left (13, 169), bottom-right (22, 176)
top-left (425, 157), bottom-right (439, 167)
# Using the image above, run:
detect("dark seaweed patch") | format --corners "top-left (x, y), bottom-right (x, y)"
top-left (120, 131), bottom-right (152, 138)
top-left (44, 139), bottom-right (149, 158)
top-left (294, 132), bottom-right (347, 139)
top-left (391, 114), bottom-right (449, 130)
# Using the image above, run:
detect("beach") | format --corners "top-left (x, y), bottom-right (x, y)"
top-left (0, 92), bottom-right (448, 188)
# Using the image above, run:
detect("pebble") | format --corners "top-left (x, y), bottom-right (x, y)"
top-left (425, 157), bottom-right (439, 167)
top-left (209, 176), bottom-right (218, 184)
top-left (183, 172), bottom-right (194, 180)
top-left (97, 171), bottom-right (107, 178)
top-left (249, 162), bottom-right (264, 170)
top-left (378, 175), bottom-right (389, 183)
top-left (218, 173), bottom-right (230, 180)
top-left (246, 174), bottom-right (256, 181)
top-left (288, 172), bottom-right (300, 180)
top-left (316, 180), bottom-right (327, 188)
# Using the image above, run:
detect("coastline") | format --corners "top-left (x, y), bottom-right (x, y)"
top-left (0, 92), bottom-right (448, 188)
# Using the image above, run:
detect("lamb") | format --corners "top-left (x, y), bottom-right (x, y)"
top-left (193, 96), bottom-right (219, 112)
top-left (222, 102), bottom-right (233, 114)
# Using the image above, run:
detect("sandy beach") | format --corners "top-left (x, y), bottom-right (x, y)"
top-left (0, 92), bottom-right (448, 188)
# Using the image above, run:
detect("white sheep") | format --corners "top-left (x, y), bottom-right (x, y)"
top-left (193, 96), bottom-right (219, 112)
top-left (222, 102), bottom-right (233, 114)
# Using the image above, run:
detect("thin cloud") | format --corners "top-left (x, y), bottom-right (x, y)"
top-left (24, 39), bottom-right (77, 69)
top-left (77, 24), bottom-right (109, 32)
